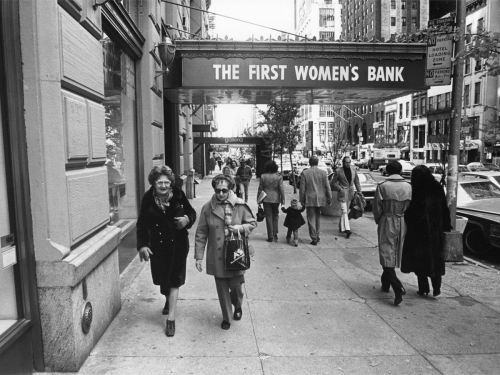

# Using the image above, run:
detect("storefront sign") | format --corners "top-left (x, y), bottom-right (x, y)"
top-left (183, 58), bottom-right (425, 89)
top-left (194, 137), bottom-right (264, 144)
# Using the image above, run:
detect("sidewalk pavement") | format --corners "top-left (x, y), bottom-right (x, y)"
top-left (41, 175), bottom-right (500, 375)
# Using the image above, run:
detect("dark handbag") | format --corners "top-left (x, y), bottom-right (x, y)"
top-left (224, 231), bottom-right (251, 271)
top-left (257, 204), bottom-right (265, 222)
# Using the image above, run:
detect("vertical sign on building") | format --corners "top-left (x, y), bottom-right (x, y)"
top-left (308, 121), bottom-right (314, 154)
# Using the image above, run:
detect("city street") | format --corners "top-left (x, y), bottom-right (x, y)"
top-left (39, 175), bottom-right (500, 375)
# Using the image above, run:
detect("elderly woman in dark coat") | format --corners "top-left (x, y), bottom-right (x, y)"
top-left (401, 165), bottom-right (452, 297)
top-left (195, 174), bottom-right (256, 330)
top-left (137, 166), bottom-right (196, 337)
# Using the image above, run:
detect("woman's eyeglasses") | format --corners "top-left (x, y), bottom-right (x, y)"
top-left (156, 180), bottom-right (171, 187)
top-left (214, 188), bottom-right (229, 194)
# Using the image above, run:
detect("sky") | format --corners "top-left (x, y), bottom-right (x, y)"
top-left (208, 0), bottom-right (295, 136)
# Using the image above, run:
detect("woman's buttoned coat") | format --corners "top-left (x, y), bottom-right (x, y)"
top-left (195, 192), bottom-right (257, 278)
top-left (136, 187), bottom-right (197, 288)
top-left (331, 166), bottom-right (362, 203)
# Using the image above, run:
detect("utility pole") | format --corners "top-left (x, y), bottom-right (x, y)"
top-left (446, 0), bottom-right (466, 228)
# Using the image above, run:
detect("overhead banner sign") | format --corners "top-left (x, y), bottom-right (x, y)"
top-left (194, 137), bottom-right (264, 145)
top-left (183, 57), bottom-right (426, 89)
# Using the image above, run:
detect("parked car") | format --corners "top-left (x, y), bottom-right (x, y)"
top-left (357, 172), bottom-right (378, 206)
top-left (354, 159), bottom-right (369, 169)
top-left (289, 162), bottom-right (330, 188)
top-left (457, 174), bottom-right (500, 254)
top-left (425, 163), bottom-right (470, 183)
top-left (467, 162), bottom-right (490, 171)
top-left (459, 171), bottom-right (500, 189)
top-left (483, 162), bottom-right (500, 171)
top-left (379, 160), bottom-right (414, 177)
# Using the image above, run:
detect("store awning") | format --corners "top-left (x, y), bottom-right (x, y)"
top-left (164, 39), bottom-right (427, 104)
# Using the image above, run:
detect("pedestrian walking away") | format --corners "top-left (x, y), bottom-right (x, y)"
top-left (209, 156), bottom-right (217, 175)
top-left (136, 165), bottom-right (197, 337)
top-left (257, 160), bottom-right (285, 242)
top-left (237, 159), bottom-right (253, 203)
top-left (216, 155), bottom-right (223, 171)
top-left (281, 199), bottom-right (306, 246)
top-left (299, 156), bottom-right (332, 245)
top-left (195, 174), bottom-right (257, 330)
top-left (331, 156), bottom-right (362, 238)
top-left (373, 160), bottom-right (412, 306)
top-left (401, 165), bottom-right (452, 298)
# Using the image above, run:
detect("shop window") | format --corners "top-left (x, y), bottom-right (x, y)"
top-left (102, 35), bottom-right (139, 223)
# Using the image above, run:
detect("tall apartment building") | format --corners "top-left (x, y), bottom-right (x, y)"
top-left (294, 0), bottom-right (342, 155)
top-left (340, 0), bottom-right (429, 40)
top-left (295, 0), bottom-right (342, 40)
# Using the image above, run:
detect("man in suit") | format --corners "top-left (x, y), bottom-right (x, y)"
top-left (300, 156), bottom-right (332, 245)
top-left (331, 156), bottom-right (362, 238)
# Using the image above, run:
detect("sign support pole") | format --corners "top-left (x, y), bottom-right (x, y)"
top-left (447, 0), bottom-right (466, 228)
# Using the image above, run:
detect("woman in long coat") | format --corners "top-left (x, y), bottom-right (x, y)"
top-left (195, 174), bottom-right (256, 330)
top-left (257, 160), bottom-right (285, 242)
top-left (401, 165), bottom-right (452, 297)
top-left (137, 166), bottom-right (196, 337)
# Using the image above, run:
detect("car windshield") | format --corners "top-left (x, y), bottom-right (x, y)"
top-left (460, 181), bottom-right (500, 200)
top-left (494, 176), bottom-right (500, 185)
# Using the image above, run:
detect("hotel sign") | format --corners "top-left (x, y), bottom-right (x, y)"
top-left (183, 57), bottom-right (426, 89)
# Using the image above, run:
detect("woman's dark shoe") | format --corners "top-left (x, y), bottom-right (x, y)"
top-left (273, 234), bottom-right (278, 242)
top-left (162, 299), bottom-right (169, 315)
top-left (221, 320), bottom-right (231, 330)
top-left (317, 237), bottom-right (320, 243)
top-left (345, 230), bottom-right (352, 239)
top-left (267, 238), bottom-right (273, 242)
top-left (433, 289), bottom-right (441, 297)
top-left (417, 291), bottom-right (428, 297)
top-left (394, 294), bottom-right (403, 306)
top-left (234, 308), bottom-right (242, 321)
top-left (310, 240), bottom-right (317, 246)
top-left (166, 320), bottom-right (175, 337)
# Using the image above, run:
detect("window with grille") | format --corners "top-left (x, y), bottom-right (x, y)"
top-left (320, 31), bottom-right (335, 40)
top-left (391, 17), bottom-right (396, 26)
top-left (319, 8), bottom-right (335, 27)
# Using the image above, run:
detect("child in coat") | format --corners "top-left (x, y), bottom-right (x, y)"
top-left (281, 199), bottom-right (306, 246)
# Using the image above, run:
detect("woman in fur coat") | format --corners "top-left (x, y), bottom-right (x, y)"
top-left (401, 165), bottom-right (452, 297)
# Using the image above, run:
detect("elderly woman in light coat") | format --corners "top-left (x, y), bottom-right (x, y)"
top-left (195, 174), bottom-right (257, 330)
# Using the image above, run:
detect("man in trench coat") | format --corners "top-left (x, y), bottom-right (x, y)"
top-left (299, 156), bottom-right (332, 245)
top-left (373, 160), bottom-right (412, 306)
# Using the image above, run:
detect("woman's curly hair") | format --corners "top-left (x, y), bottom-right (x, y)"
top-left (148, 165), bottom-right (175, 186)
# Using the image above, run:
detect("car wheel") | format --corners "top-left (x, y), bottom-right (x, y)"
top-left (463, 226), bottom-right (490, 254)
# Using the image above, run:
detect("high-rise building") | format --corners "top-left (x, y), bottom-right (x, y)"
top-left (340, 0), bottom-right (429, 41)
top-left (295, 0), bottom-right (342, 41)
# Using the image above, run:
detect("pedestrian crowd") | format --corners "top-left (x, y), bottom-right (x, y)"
top-left (137, 156), bottom-right (453, 337)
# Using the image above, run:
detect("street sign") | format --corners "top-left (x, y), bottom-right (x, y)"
top-left (425, 68), bottom-right (452, 86)
top-left (465, 136), bottom-right (471, 142)
top-left (428, 16), bottom-right (455, 33)
top-left (426, 34), bottom-right (453, 70)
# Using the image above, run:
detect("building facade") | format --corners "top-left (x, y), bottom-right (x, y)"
top-left (0, 0), bottom-right (209, 372)
top-left (340, 0), bottom-right (429, 41)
